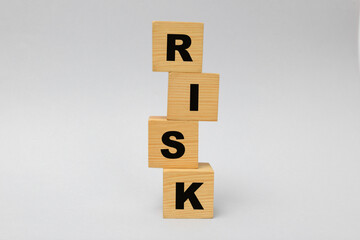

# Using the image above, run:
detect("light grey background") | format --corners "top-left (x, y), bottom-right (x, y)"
top-left (1, 0), bottom-right (360, 239)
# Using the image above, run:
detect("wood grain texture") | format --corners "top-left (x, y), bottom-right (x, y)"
top-left (152, 21), bottom-right (204, 72)
top-left (148, 116), bottom-right (198, 169)
top-left (167, 72), bottom-right (220, 121)
top-left (163, 162), bottom-right (214, 219)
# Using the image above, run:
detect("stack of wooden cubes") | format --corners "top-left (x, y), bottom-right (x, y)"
top-left (149, 21), bottom-right (220, 219)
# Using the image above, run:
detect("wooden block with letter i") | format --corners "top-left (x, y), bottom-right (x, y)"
top-left (148, 116), bottom-right (198, 169)
top-left (163, 162), bottom-right (214, 219)
top-left (167, 72), bottom-right (220, 121)
top-left (152, 21), bottom-right (204, 72)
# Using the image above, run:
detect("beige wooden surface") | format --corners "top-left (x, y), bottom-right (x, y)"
top-left (148, 116), bottom-right (198, 169)
top-left (163, 162), bottom-right (214, 219)
top-left (152, 21), bottom-right (204, 72)
top-left (167, 72), bottom-right (220, 121)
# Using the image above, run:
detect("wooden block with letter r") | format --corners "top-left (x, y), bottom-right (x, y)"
top-left (152, 21), bottom-right (204, 72)
top-left (148, 116), bottom-right (198, 169)
top-left (163, 162), bottom-right (214, 219)
top-left (167, 72), bottom-right (220, 121)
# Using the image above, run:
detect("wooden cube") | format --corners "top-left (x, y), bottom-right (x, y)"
top-left (148, 116), bottom-right (198, 169)
top-left (167, 72), bottom-right (220, 121)
top-left (152, 21), bottom-right (204, 72)
top-left (163, 162), bottom-right (214, 218)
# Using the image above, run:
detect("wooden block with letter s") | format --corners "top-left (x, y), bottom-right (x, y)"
top-left (167, 72), bottom-right (220, 121)
top-left (163, 162), bottom-right (214, 219)
top-left (148, 116), bottom-right (198, 169)
top-left (152, 21), bottom-right (204, 72)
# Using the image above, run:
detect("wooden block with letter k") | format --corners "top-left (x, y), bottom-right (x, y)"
top-left (163, 162), bottom-right (214, 218)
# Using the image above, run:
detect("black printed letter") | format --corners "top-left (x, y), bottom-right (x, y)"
top-left (190, 84), bottom-right (199, 111)
top-left (176, 182), bottom-right (204, 209)
top-left (161, 131), bottom-right (185, 159)
top-left (167, 34), bottom-right (193, 62)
